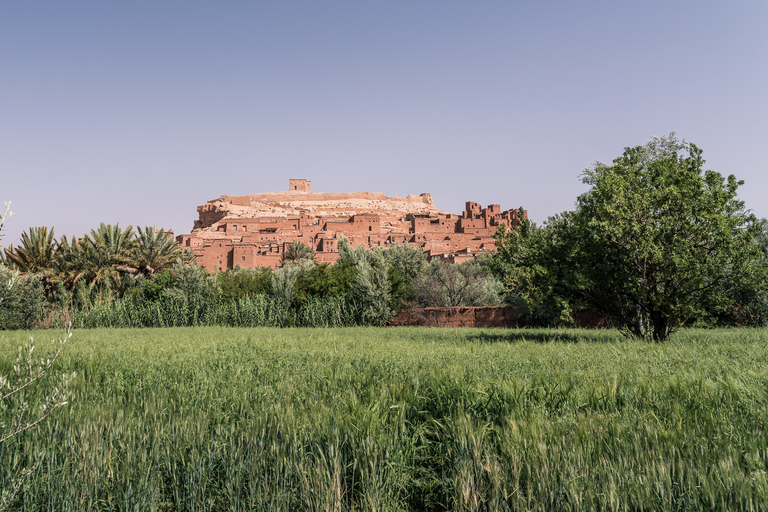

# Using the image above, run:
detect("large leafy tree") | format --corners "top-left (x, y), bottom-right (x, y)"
top-left (712, 217), bottom-right (768, 327)
top-left (495, 134), bottom-right (766, 341)
top-left (573, 134), bottom-right (764, 340)
top-left (491, 211), bottom-right (576, 324)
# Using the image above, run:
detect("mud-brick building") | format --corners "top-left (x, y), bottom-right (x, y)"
top-left (176, 180), bottom-right (526, 271)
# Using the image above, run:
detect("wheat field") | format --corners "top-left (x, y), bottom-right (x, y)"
top-left (1, 326), bottom-right (767, 511)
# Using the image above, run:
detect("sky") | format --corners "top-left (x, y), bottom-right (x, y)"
top-left (2, 1), bottom-right (767, 246)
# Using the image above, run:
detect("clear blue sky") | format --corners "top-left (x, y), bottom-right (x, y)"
top-left (2, 1), bottom-right (766, 246)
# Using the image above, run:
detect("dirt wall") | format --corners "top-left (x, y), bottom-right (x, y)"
top-left (388, 306), bottom-right (522, 328)
top-left (387, 306), bottom-right (609, 329)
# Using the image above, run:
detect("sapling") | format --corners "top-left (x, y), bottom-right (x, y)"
top-left (0, 201), bottom-right (75, 511)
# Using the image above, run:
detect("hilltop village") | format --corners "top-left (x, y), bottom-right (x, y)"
top-left (176, 179), bottom-right (526, 271)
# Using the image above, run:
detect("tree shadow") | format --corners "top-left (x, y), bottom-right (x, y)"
top-left (465, 329), bottom-right (590, 344)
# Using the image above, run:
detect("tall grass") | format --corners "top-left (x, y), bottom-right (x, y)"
top-left (1, 327), bottom-right (767, 510)
top-left (70, 294), bottom-right (368, 329)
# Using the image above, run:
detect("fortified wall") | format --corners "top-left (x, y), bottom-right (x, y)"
top-left (176, 179), bottom-right (526, 271)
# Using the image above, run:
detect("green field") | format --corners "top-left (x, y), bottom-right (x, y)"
top-left (1, 327), bottom-right (767, 511)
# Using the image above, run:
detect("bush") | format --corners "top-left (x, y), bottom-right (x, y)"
top-left (0, 267), bottom-right (46, 330)
top-left (217, 265), bottom-right (272, 300)
top-left (413, 258), bottom-right (505, 308)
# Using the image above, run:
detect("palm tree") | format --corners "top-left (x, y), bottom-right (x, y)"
top-left (281, 240), bottom-right (316, 265)
top-left (56, 235), bottom-right (90, 290)
top-left (4, 226), bottom-right (60, 296)
top-left (117, 226), bottom-right (194, 276)
top-left (4, 226), bottom-right (57, 273)
top-left (79, 223), bottom-right (137, 292)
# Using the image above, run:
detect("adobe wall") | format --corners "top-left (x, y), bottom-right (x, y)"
top-left (288, 179), bottom-right (311, 193)
top-left (208, 191), bottom-right (435, 208)
top-left (387, 306), bottom-right (610, 329)
top-left (388, 306), bottom-right (522, 328)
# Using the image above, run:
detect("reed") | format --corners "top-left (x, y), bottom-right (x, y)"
top-left (70, 295), bottom-right (369, 329)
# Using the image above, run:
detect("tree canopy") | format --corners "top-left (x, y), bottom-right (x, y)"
top-left (494, 134), bottom-right (767, 341)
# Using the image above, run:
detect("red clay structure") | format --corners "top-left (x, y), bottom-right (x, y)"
top-left (176, 180), bottom-right (527, 271)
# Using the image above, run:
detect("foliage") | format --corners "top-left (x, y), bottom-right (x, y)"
top-left (492, 211), bottom-right (577, 325)
top-left (281, 240), bottom-right (316, 264)
top-left (573, 134), bottom-right (766, 340)
top-left (339, 237), bottom-right (392, 325)
top-left (379, 243), bottom-right (426, 310)
top-left (495, 135), bottom-right (767, 340)
top-left (116, 225), bottom-right (194, 277)
top-left (3, 227), bottom-right (60, 298)
top-left (0, 202), bottom-right (73, 511)
top-left (4, 223), bottom-right (191, 301)
top-left (379, 242), bottom-right (426, 282)
top-left (162, 259), bottom-right (217, 304)
top-left (294, 260), bottom-right (356, 307)
top-left (79, 223), bottom-right (137, 294)
top-left (271, 262), bottom-right (304, 325)
top-left (0, 269), bottom-right (46, 330)
top-left (132, 268), bottom-right (177, 303)
top-left (413, 257), bottom-right (505, 308)
top-left (3, 226), bottom-right (57, 275)
top-left (2, 326), bottom-right (768, 510)
top-left (217, 265), bottom-right (273, 300)
top-left (0, 330), bottom-right (74, 512)
top-left (714, 218), bottom-right (768, 327)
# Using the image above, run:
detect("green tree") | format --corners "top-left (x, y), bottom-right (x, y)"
top-left (378, 243), bottom-right (426, 310)
top-left (55, 235), bottom-right (86, 290)
top-left (3, 226), bottom-right (60, 297)
top-left (492, 211), bottom-right (577, 325)
top-left (413, 258), bottom-right (504, 308)
top-left (338, 237), bottom-right (392, 324)
top-left (379, 242), bottom-right (426, 282)
top-left (162, 259), bottom-right (216, 304)
top-left (716, 217), bottom-right (768, 326)
top-left (294, 261), bottom-right (356, 306)
top-left (271, 260), bottom-right (314, 325)
top-left (0, 267), bottom-right (46, 330)
top-left (281, 240), bottom-right (316, 265)
top-left (3, 226), bottom-right (56, 273)
top-left (217, 265), bottom-right (273, 300)
top-left (79, 223), bottom-right (137, 294)
top-left (499, 134), bottom-right (765, 341)
top-left (118, 226), bottom-right (193, 277)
